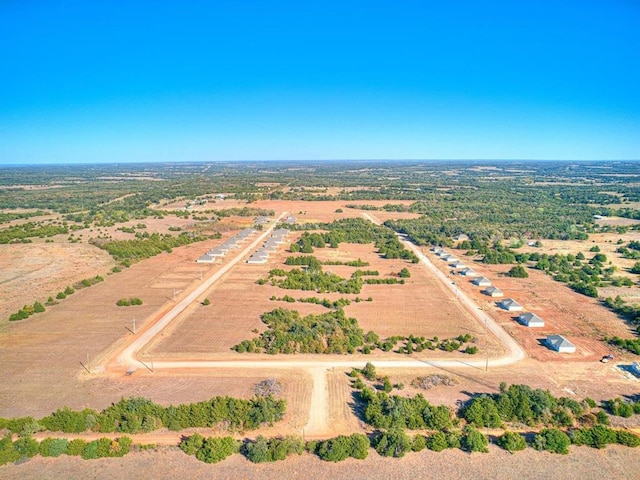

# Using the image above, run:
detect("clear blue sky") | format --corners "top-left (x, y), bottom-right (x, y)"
top-left (1, 0), bottom-right (639, 164)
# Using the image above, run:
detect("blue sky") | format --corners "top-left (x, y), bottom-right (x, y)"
top-left (1, 1), bottom-right (639, 164)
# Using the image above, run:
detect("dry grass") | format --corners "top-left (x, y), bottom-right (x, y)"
top-left (1, 444), bottom-right (639, 480)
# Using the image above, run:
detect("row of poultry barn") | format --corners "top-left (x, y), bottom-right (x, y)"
top-left (432, 246), bottom-right (577, 353)
top-left (246, 228), bottom-right (290, 264)
top-left (195, 228), bottom-right (257, 263)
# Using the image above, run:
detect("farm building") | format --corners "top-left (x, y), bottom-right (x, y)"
top-left (196, 254), bottom-right (215, 264)
top-left (498, 298), bottom-right (523, 311)
top-left (518, 312), bottom-right (545, 327)
top-left (545, 335), bottom-right (576, 353)
top-left (450, 261), bottom-right (467, 270)
top-left (632, 362), bottom-right (640, 375)
top-left (459, 267), bottom-right (477, 277)
top-left (453, 234), bottom-right (469, 241)
top-left (483, 286), bottom-right (503, 297)
top-left (432, 247), bottom-right (443, 255)
top-left (442, 255), bottom-right (458, 263)
top-left (472, 276), bottom-right (491, 286)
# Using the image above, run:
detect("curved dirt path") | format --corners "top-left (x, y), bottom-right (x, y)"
top-left (102, 212), bottom-right (525, 436)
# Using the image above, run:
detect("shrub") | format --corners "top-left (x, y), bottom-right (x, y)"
top-left (13, 436), bottom-right (39, 458)
top-left (67, 439), bottom-right (88, 456)
top-left (195, 436), bottom-right (239, 464)
top-left (533, 428), bottom-right (571, 454)
top-left (374, 426), bottom-right (413, 458)
top-left (426, 432), bottom-right (448, 452)
top-left (412, 434), bottom-right (426, 452)
top-left (461, 426), bottom-right (489, 453)
top-left (316, 434), bottom-right (370, 462)
top-left (507, 265), bottom-right (529, 278)
top-left (496, 431), bottom-right (527, 453)
top-left (0, 435), bottom-right (20, 466)
top-left (617, 430), bottom-right (640, 447)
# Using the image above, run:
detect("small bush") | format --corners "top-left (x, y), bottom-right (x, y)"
top-left (496, 431), bottom-right (527, 453)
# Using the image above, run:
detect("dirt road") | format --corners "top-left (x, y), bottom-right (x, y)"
top-left (100, 212), bottom-right (526, 436)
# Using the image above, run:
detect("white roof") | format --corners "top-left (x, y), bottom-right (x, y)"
top-left (500, 298), bottom-right (522, 309)
top-left (196, 254), bottom-right (215, 263)
top-left (546, 334), bottom-right (576, 352)
top-left (519, 312), bottom-right (545, 327)
top-left (484, 286), bottom-right (503, 295)
top-left (473, 276), bottom-right (491, 286)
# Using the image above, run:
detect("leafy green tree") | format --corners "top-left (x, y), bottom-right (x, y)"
top-left (533, 428), bottom-right (571, 454)
top-left (13, 436), bottom-right (39, 458)
top-left (374, 426), bottom-right (412, 458)
top-left (195, 436), bottom-right (239, 464)
top-left (0, 435), bottom-right (20, 466)
top-left (496, 431), bottom-right (527, 453)
top-left (67, 439), bottom-right (88, 456)
top-left (461, 426), bottom-right (489, 453)
top-left (507, 265), bottom-right (529, 278)
top-left (426, 431), bottom-right (448, 452)
top-left (180, 433), bottom-right (205, 455)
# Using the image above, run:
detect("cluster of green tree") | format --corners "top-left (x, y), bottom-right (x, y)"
top-left (232, 308), bottom-right (365, 354)
top-left (8, 301), bottom-right (46, 321)
top-left (608, 337), bottom-right (640, 355)
top-left (363, 278), bottom-right (404, 285)
top-left (359, 387), bottom-right (456, 430)
top-left (243, 435), bottom-right (305, 463)
top-left (287, 218), bottom-right (418, 262)
top-left (202, 207), bottom-right (274, 218)
top-left (0, 210), bottom-right (49, 224)
top-left (603, 296), bottom-right (640, 354)
top-left (115, 297), bottom-right (143, 306)
top-left (351, 269), bottom-right (379, 277)
top-left (7, 275), bottom-right (104, 322)
top-left (179, 434), bottom-right (239, 463)
top-left (507, 265), bottom-right (529, 278)
top-left (93, 232), bottom-right (210, 263)
top-left (398, 267), bottom-right (411, 278)
top-left (602, 397), bottom-right (640, 417)
top-left (267, 266), bottom-right (363, 294)
top-left (481, 245), bottom-right (517, 264)
top-left (296, 296), bottom-right (351, 309)
top-left (344, 203), bottom-right (412, 212)
top-left (526, 251), bottom-right (625, 298)
top-left (1, 395), bottom-right (285, 436)
top-left (284, 255), bottom-right (322, 268)
top-left (75, 275), bottom-right (105, 289)
top-left (392, 334), bottom-right (476, 354)
top-left (0, 435), bottom-right (132, 465)
top-left (321, 258), bottom-right (370, 267)
top-left (384, 182), bottom-right (597, 246)
top-left (461, 383), bottom-right (605, 428)
top-left (0, 222), bottom-right (68, 244)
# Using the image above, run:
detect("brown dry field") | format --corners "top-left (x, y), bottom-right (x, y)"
top-left (2, 201), bottom-right (640, 478)
top-left (0, 242), bottom-right (116, 320)
top-left (1, 444), bottom-right (639, 480)
top-left (149, 228), bottom-right (502, 359)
